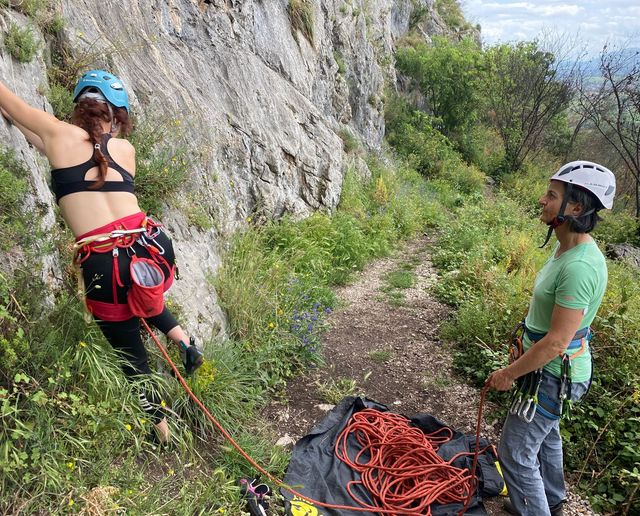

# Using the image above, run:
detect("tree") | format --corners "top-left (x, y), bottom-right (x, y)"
top-left (395, 36), bottom-right (483, 139)
top-left (576, 45), bottom-right (640, 220)
top-left (482, 41), bottom-right (576, 174)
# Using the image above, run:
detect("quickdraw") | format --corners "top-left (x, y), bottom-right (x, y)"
top-left (509, 322), bottom-right (590, 422)
top-left (509, 368), bottom-right (543, 423)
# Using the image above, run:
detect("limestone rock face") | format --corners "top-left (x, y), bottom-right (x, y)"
top-left (1, 0), bottom-right (452, 339)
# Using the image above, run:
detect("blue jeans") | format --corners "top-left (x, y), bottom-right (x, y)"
top-left (498, 371), bottom-right (590, 516)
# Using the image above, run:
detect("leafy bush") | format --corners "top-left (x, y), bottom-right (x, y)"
top-left (4, 23), bottom-right (39, 63)
top-left (46, 82), bottom-right (75, 121)
top-left (395, 37), bottom-right (483, 138)
top-left (128, 118), bottom-right (191, 217)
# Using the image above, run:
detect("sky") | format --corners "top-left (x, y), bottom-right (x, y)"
top-left (461, 1), bottom-right (640, 57)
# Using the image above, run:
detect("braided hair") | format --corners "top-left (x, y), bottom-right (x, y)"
top-left (71, 99), bottom-right (132, 189)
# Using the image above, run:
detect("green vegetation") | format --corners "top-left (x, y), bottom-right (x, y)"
top-left (434, 0), bottom-right (471, 31)
top-left (396, 37), bottom-right (483, 139)
top-left (128, 118), bottom-right (192, 217)
top-left (1, 0), bottom-right (64, 34)
top-left (4, 23), bottom-right (38, 63)
top-left (386, 270), bottom-right (415, 289)
top-left (387, 31), bottom-right (640, 512)
top-left (338, 127), bottom-right (359, 154)
top-left (334, 50), bottom-right (347, 75)
top-left (288, 0), bottom-right (314, 46)
top-left (369, 348), bottom-right (393, 363)
top-left (317, 378), bottom-right (358, 404)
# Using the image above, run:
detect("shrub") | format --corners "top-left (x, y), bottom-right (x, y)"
top-left (338, 128), bottom-right (359, 153)
top-left (46, 82), bottom-right (75, 121)
top-left (4, 23), bottom-right (39, 63)
top-left (128, 118), bottom-right (191, 217)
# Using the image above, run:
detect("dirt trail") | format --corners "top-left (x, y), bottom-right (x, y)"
top-left (263, 235), bottom-right (594, 515)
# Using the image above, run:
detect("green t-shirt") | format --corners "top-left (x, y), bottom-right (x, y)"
top-left (524, 241), bottom-right (607, 381)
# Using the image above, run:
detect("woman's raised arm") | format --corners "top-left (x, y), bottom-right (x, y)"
top-left (0, 81), bottom-right (61, 142)
top-left (1, 106), bottom-right (46, 153)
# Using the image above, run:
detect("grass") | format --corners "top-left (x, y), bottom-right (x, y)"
top-left (386, 270), bottom-right (416, 289)
top-left (369, 349), bottom-right (393, 363)
top-left (379, 262), bottom-right (419, 306)
top-left (288, 0), bottom-right (314, 46)
top-left (316, 378), bottom-right (358, 404)
top-left (4, 23), bottom-right (39, 63)
top-left (338, 127), bottom-right (359, 153)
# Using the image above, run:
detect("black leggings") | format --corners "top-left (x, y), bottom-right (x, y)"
top-left (81, 227), bottom-right (181, 422)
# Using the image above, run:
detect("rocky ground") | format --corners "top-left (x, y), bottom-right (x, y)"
top-left (262, 235), bottom-right (596, 516)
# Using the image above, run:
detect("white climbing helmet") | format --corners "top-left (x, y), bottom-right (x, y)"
top-left (550, 160), bottom-right (616, 210)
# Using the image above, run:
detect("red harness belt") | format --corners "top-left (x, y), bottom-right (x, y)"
top-left (73, 212), bottom-right (175, 321)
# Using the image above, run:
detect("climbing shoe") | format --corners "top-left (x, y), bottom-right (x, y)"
top-left (179, 336), bottom-right (204, 375)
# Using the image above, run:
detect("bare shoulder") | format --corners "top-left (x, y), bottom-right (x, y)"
top-left (110, 137), bottom-right (136, 173)
top-left (110, 137), bottom-right (135, 154)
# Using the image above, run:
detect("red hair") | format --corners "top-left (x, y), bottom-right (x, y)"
top-left (71, 99), bottom-right (133, 189)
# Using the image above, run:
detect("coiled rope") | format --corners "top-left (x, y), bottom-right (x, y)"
top-left (142, 319), bottom-right (490, 515)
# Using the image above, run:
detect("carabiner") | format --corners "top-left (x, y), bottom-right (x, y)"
top-left (519, 397), bottom-right (537, 423)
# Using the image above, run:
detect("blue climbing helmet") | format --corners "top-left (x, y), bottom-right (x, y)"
top-left (73, 70), bottom-right (130, 113)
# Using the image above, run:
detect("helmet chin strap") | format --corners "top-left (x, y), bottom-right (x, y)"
top-left (106, 102), bottom-right (120, 134)
top-left (540, 183), bottom-right (572, 248)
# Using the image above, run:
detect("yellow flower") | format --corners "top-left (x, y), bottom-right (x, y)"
top-left (277, 309), bottom-right (284, 316)
top-left (268, 322), bottom-right (275, 329)
top-left (125, 424), bottom-right (132, 431)
top-left (66, 461), bottom-right (74, 469)
top-left (168, 468), bottom-right (175, 475)
top-left (140, 418), bottom-right (146, 424)
top-left (246, 217), bottom-right (252, 223)
top-left (69, 498), bottom-right (74, 506)
top-left (216, 508), bottom-right (226, 514)
top-left (161, 400), bottom-right (167, 407)
top-left (79, 341), bottom-right (87, 348)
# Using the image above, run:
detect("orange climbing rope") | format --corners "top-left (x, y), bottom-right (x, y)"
top-left (334, 399), bottom-right (491, 515)
top-left (142, 318), bottom-right (491, 515)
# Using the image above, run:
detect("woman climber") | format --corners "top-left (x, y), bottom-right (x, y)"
top-left (486, 161), bottom-right (615, 516)
top-left (0, 70), bottom-right (203, 443)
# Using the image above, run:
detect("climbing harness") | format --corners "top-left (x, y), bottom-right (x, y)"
top-left (73, 212), bottom-right (174, 321)
top-left (141, 317), bottom-right (492, 515)
top-left (509, 322), bottom-right (590, 421)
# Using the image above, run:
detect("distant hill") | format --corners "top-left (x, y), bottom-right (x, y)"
top-left (577, 47), bottom-right (640, 76)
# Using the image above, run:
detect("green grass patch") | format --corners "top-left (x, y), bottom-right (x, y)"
top-left (128, 117), bottom-right (192, 218)
top-left (316, 377), bottom-right (357, 404)
top-left (386, 270), bottom-right (416, 289)
top-left (369, 348), bottom-right (393, 363)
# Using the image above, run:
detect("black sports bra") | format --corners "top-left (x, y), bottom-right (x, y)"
top-left (50, 133), bottom-right (135, 204)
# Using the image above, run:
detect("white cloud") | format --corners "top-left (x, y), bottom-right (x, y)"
top-left (462, 0), bottom-right (639, 56)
